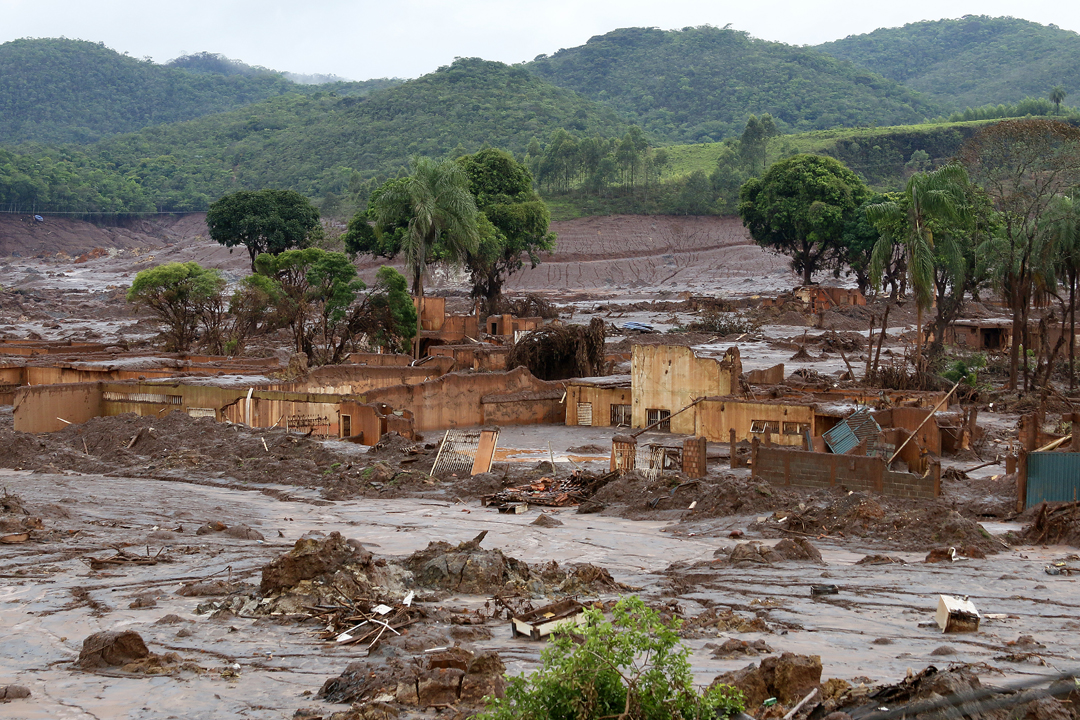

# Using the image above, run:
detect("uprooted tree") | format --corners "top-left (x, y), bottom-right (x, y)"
top-left (507, 317), bottom-right (605, 381)
top-left (476, 595), bottom-right (745, 720)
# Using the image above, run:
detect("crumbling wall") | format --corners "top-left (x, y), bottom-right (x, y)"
top-left (430, 345), bottom-right (509, 372)
top-left (752, 444), bottom-right (939, 499)
top-left (874, 407), bottom-right (942, 455)
top-left (364, 367), bottom-right (565, 431)
top-left (696, 397), bottom-right (813, 447)
top-left (481, 391), bottom-right (565, 426)
top-left (745, 363), bottom-right (785, 385)
top-left (272, 363), bottom-right (449, 395)
top-left (631, 345), bottom-right (741, 434)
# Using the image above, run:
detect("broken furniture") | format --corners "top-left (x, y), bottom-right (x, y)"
top-left (936, 594), bottom-right (981, 633)
top-left (511, 599), bottom-right (586, 640)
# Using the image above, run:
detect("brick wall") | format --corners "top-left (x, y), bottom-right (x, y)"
top-left (752, 444), bottom-right (939, 499)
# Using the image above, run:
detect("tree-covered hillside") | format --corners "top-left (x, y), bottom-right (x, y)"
top-left (0, 38), bottom-right (400, 144)
top-left (816, 16), bottom-right (1080, 110)
top-left (525, 26), bottom-right (942, 144)
top-left (2, 58), bottom-right (627, 213)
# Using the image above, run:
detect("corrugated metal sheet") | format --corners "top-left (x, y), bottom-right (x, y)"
top-left (1027, 453), bottom-right (1080, 506)
top-left (823, 408), bottom-right (881, 455)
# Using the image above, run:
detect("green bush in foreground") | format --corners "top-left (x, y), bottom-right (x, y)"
top-left (477, 596), bottom-right (744, 720)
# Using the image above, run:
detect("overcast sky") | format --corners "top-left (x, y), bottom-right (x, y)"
top-left (3, 0), bottom-right (1079, 80)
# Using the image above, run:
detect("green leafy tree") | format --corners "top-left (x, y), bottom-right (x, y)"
top-left (960, 118), bottom-right (1080, 390)
top-left (865, 164), bottom-right (972, 361)
top-left (346, 266), bottom-right (418, 354)
top-left (369, 156), bottom-right (480, 354)
top-left (477, 596), bottom-right (744, 720)
top-left (254, 248), bottom-right (366, 364)
top-left (207, 189), bottom-right (321, 270)
top-left (456, 148), bottom-right (556, 308)
top-left (739, 154), bottom-right (870, 285)
top-left (126, 262), bottom-right (225, 352)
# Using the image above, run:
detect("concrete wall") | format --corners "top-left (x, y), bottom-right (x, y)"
top-left (752, 444), bottom-right (939, 499)
top-left (696, 398), bottom-right (814, 446)
top-left (566, 384), bottom-right (632, 427)
top-left (631, 345), bottom-right (741, 434)
top-left (364, 366), bottom-right (565, 431)
top-left (13, 382), bottom-right (103, 432)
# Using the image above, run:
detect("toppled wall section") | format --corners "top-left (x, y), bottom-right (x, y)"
top-left (631, 345), bottom-right (741, 434)
top-left (752, 444), bottom-right (940, 500)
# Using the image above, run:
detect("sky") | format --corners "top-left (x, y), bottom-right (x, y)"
top-left (3, 0), bottom-right (1079, 80)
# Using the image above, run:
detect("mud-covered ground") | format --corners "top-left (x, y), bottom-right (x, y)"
top-left (3, 214), bottom-right (1079, 719)
top-left (2, 452), bottom-right (1079, 720)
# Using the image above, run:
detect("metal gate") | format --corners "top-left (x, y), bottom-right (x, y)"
top-left (1027, 452), bottom-right (1080, 507)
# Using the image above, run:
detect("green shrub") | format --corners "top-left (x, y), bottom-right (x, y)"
top-left (477, 596), bottom-right (744, 720)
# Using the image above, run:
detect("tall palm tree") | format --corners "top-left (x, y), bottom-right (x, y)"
top-left (372, 156), bottom-right (480, 356)
top-left (866, 164), bottom-right (971, 364)
top-left (1050, 86), bottom-right (1067, 115)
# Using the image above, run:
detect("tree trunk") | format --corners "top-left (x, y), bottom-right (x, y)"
top-left (1071, 274), bottom-right (1077, 390)
top-left (1009, 290), bottom-right (1022, 392)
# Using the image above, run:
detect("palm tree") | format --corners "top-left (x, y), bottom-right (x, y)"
top-left (1050, 86), bottom-right (1067, 115)
top-left (372, 156), bottom-right (480, 357)
top-left (866, 164), bottom-right (971, 365)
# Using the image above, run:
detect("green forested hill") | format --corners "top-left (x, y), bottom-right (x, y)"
top-left (1, 58), bottom-right (627, 213)
top-left (525, 26), bottom-right (942, 143)
top-left (0, 38), bottom-right (400, 144)
top-left (815, 16), bottom-right (1080, 109)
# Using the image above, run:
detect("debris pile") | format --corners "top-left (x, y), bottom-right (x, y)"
top-left (482, 471), bottom-right (618, 507)
top-left (777, 492), bottom-right (1001, 553)
top-left (404, 531), bottom-right (536, 596)
top-left (319, 645), bottom-right (507, 710)
top-left (0, 489), bottom-right (41, 540)
top-left (719, 538), bottom-right (824, 566)
top-left (1024, 501), bottom-right (1080, 547)
top-left (680, 608), bottom-right (771, 638)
